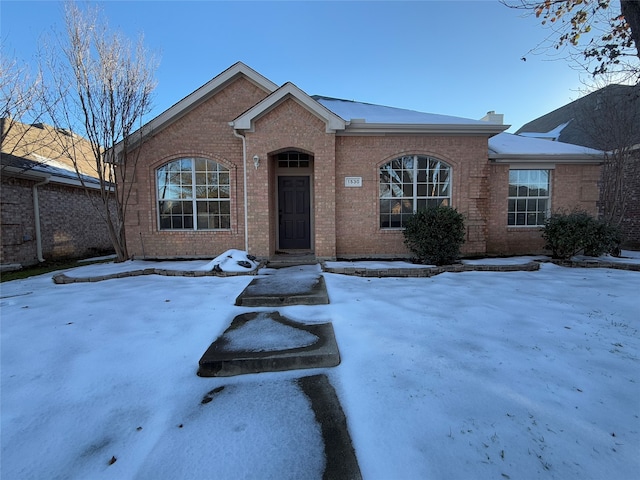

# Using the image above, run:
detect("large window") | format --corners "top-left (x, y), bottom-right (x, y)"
top-left (508, 169), bottom-right (550, 226)
top-left (157, 158), bottom-right (230, 230)
top-left (379, 155), bottom-right (451, 228)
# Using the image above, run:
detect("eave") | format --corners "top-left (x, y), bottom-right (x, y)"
top-left (489, 153), bottom-right (604, 164)
top-left (339, 122), bottom-right (509, 136)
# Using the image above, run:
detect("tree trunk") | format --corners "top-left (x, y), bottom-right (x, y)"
top-left (621, 0), bottom-right (640, 61)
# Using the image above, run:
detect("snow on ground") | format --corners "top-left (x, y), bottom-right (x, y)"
top-left (1, 255), bottom-right (638, 479)
top-left (62, 249), bottom-right (259, 278)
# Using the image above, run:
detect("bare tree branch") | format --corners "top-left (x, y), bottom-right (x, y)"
top-left (39, 0), bottom-right (157, 262)
top-left (503, 0), bottom-right (640, 80)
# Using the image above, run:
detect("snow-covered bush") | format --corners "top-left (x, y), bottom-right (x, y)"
top-left (403, 206), bottom-right (465, 266)
top-left (542, 210), bottom-right (621, 259)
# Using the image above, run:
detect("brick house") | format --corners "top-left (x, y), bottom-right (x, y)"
top-left (517, 84), bottom-right (640, 249)
top-left (120, 62), bottom-right (604, 262)
top-left (1, 120), bottom-right (113, 268)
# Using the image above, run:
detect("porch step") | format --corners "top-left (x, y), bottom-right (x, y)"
top-left (197, 311), bottom-right (340, 377)
top-left (235, 265), bottom-right (329, 306)
top-left (267, 252), bottom-right (317, 268)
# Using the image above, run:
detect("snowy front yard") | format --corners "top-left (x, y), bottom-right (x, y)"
top-left (1, 258), bottom-right (638, 479)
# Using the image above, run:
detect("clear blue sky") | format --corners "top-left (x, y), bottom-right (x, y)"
top-left (2, 0), bottom-right (595, 132)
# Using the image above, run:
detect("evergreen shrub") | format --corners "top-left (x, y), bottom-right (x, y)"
top-left (403, 206), bottom-right (466, 266)
top-left (542, 210), bottom-right (621, 259)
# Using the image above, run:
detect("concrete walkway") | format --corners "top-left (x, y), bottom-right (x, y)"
top-left (198, 262), bottom-right (362, 479)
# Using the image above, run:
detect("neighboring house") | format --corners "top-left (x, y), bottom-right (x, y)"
top-left (1, 119), bottom-right (113, 269)
top-left (517, 84), bottom-right (640, 248)
top-left (116, 62), bottom-right (604, 262)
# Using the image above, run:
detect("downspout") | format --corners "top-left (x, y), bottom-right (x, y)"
top-left (232, 128), bottom-right (249, 253)
top-left (32, 176), bottom-right (51, 263)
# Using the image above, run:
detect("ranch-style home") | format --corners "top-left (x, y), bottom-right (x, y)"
top-left (119, 62), bottom-right (604, 262)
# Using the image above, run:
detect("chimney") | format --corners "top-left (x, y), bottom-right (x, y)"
top-left (480, 110), bottom-right (504, 124)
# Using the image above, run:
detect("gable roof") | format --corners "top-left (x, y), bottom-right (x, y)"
top-left (313, 96), bottom-right (509, 135)
top-left (516, 84), bottom-right (640, 150)
top-left (117, 62), bottom-right (278, 154)
top-left (488, 132), bottom-right (604, 163)
top-left (231, 83), bottom-right (347, 133)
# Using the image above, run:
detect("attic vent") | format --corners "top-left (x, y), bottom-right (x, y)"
top-left (55, 127), bottom-right (72, 137)
top-left (31, 123), bottom-right (45, 129)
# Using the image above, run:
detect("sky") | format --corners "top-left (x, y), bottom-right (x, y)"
top-left (1, 252), bottom-right (639, 478)
top-left (1, 1), bottom-right (605, 132)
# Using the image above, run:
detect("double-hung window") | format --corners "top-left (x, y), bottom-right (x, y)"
top-left (508, 169), bottom-right (550, 226)
top-left (379, 155), bottom-right (451, 228)
top-left (157, 157), bottom-right (230, 230)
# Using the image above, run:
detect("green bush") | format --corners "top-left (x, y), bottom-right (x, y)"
top-left (542, 211), bottom-right (621, 259)
top-left (403, 206), bottom-right (466, 266)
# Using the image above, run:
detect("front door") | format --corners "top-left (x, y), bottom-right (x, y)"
top-left (278, 176), bottom-right (311, 250)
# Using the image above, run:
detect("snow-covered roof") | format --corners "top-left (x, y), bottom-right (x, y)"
top-left (313, 96), bottom-right (508, 135)
top-left (488, 132), bottom-right (604, 163)
top-left (518, 121), bottom-right (572, 141)
top-left (231, 84), bottom-right (346, 133)
top-left (1, 152), bottom-right (102, 187)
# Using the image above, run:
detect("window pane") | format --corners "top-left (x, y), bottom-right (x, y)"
top-left (195, 158), bottom-right (207, 171)
top-left (379, 154), bottom-right (452, 228)
top-left (157, 158), bottom-right (230, 230)
top-left (507, 169), bottom-right (550, 226)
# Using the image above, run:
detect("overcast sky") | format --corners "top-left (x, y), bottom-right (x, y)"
top-left (1, 0), bottom-right (605, 132)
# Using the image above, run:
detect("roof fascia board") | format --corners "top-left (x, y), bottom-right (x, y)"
top-left (116, 62), bottom-right (278, 155)
top-left (338, 123), bottom-right (509, 136)
top-left (231, 82), bottom-right (347, 133)
top-left (489, 154), bottom-right (603, 164)
top-left (1, 165), bottom-right (105, 189)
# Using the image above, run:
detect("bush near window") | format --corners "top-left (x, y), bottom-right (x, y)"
top-left (403, 206), bottom-right (466, 266)
top-left (542, 211), bottom-right (621, 259)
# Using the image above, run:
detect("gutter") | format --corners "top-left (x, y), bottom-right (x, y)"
top-left (32, 176), bottom-right (51, 263)
top-left (338, 122), bottom-right (509, 136)
top-left (489, 153), bottom-right (604, 164)
top-left (232, 127), bottom-right (249, 253)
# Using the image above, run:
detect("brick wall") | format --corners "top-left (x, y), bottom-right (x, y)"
top-left (244, 98), bottom-right (337, 258)
top-left (333, 135), bottom-right (491, 258)
top-left (1, 177), bottom-right (113, 266)
top-left (486, 162), bottom-right (602, 255)
top-left (619, 151), bottom-right (640, 249)
top-left (125, 77), bottom-right (269, 259)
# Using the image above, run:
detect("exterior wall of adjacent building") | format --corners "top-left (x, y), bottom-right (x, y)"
top-left (619, 149), bottom-right (640, 249)
top-left (1, 176), bottom-right (113, 266)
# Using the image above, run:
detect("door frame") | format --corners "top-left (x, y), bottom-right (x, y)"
top-left (273, 152), bottom-right (314, 253)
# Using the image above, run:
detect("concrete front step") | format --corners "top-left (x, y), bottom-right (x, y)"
top-left (197, 311), bottom-right (340, 377)
top-left (235, 266), bottom-right (329, 306)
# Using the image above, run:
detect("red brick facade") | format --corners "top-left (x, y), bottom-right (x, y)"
top-left (124, 64), bottom-right (602, 261)
top-left (1, 176), bottom-right (113, 266)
